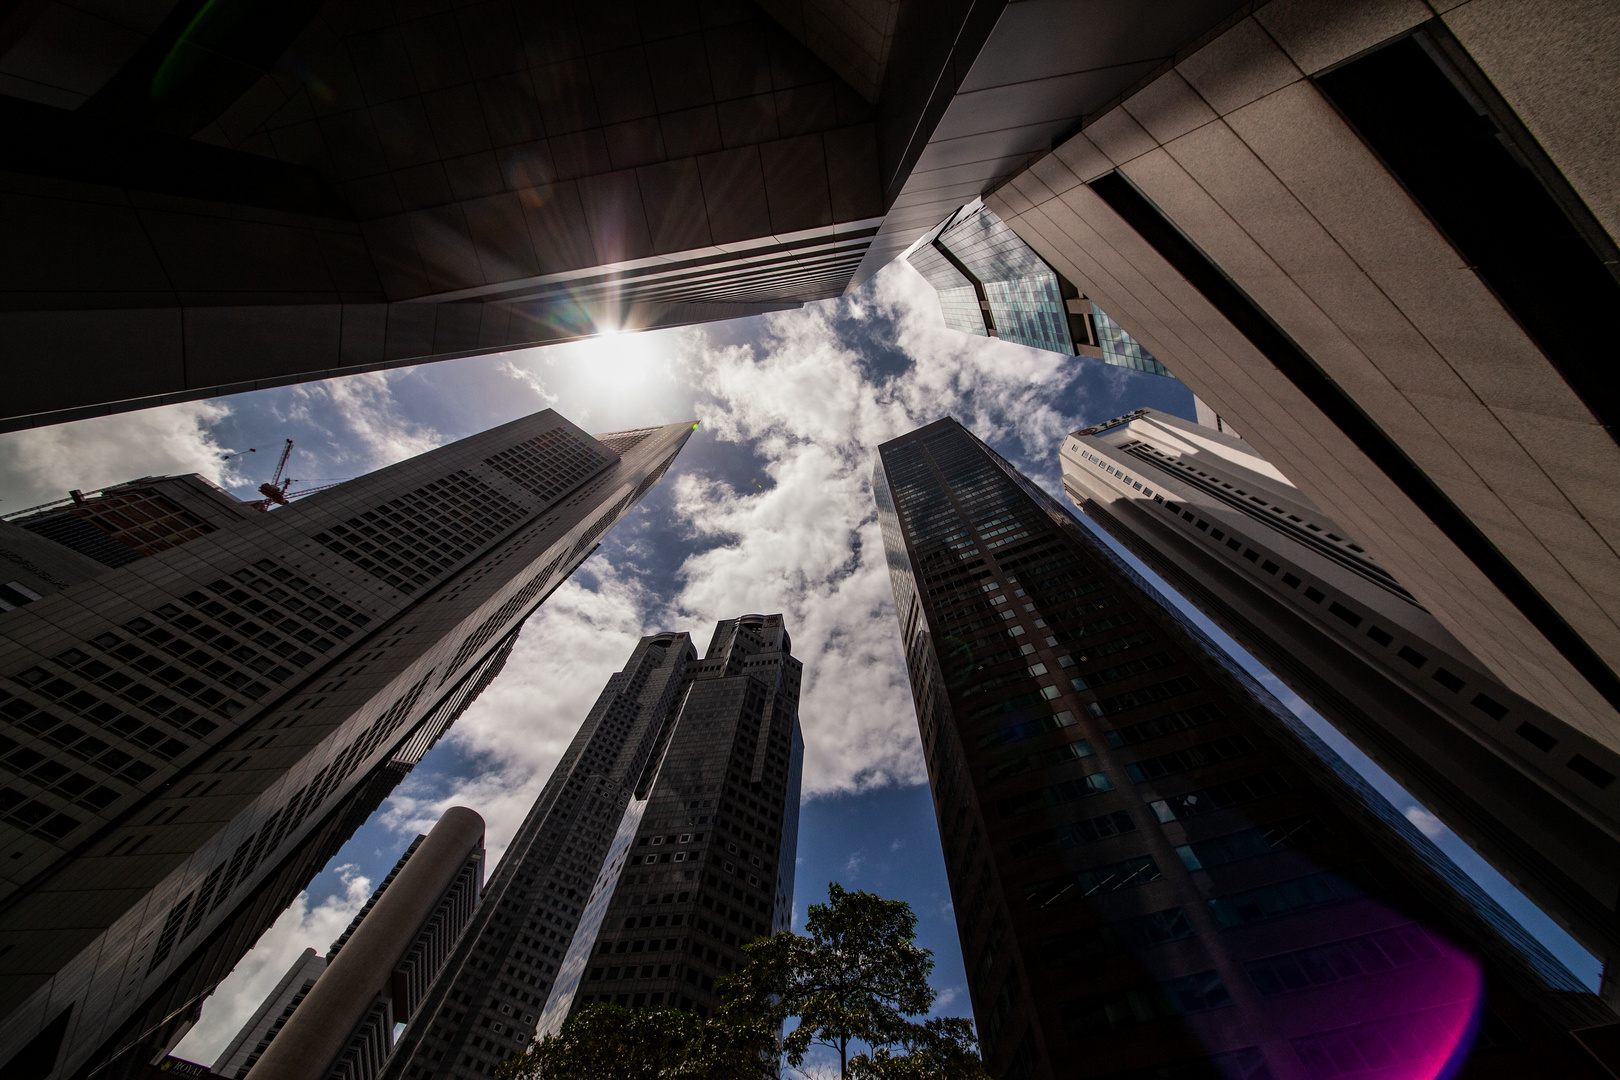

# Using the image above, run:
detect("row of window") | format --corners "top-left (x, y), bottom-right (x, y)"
top-left (1152, 488), bottom-right (1620, 793)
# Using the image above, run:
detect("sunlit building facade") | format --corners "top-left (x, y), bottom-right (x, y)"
top-left (874, 417), bottom-right (1611, 1080)
top-left (0, 413), bottom-right (692, 1080)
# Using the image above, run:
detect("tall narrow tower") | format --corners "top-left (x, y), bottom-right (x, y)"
top-left (554, 614), bottom-right (802, 1022)
top-left (874, 418), bottom-right (1611, 1080)
top-left (0, 413), bottom-right (693, 1080)
top-left (383, 615), bottom-right (803, 1080)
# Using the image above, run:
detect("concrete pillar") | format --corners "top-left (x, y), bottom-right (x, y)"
top-left (244, 807), bottom-right (485, 1080)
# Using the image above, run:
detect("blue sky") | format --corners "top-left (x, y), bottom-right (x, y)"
top-left (0, 259), bottom-right (1596, 1069)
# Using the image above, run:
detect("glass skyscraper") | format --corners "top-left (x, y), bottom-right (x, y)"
top-left (1092, 306), bottom-right (1171, 378)
top-left (906, 203), bottom-right (1170, 378)
top-left (874, 417), bottom-right (1609, 1080)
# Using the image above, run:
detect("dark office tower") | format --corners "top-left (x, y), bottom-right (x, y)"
top-left (1060, 408), bottom-right (1620, 993)
top-left (382, 630), bottom-right (698, 1080)
top-left (977, 4), bottom-right (1620, 775)
top-left (385, 616), bottom-right (803, 1080)
top-left (555, 614), bottom-right (803, 1023)
top-left (0, 413), bottom-right (692, 1080)
top-left (907, 202), bottom-right (1168, 377)
top-left (874, 418), bottom-right (1613, 1080)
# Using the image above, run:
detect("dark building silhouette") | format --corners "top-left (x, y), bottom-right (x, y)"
top-left (381, 615), bottom-right (802, 1080)
top-left (875, 417), bottom-right (1613, 1080)
top-left (0, 413), bottom-right (691, 1080)
top-left (0, 0), bottom-right (1259, 433)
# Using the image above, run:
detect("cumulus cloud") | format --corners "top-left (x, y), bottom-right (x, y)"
top-left (285, 371), bottom-right (447, 474)
top-left (652, 261), bottom-right (1089, 796)
top-left (172, 866), bottom-right (374, 1064)
top-left (383, 558), bottom-right (657, 864)
top-left (0, 400), bottom-right (235, 512)
top-left (391, 260), bottom-right (1095, 811)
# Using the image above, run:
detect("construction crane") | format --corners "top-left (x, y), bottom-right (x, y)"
top-left (245, 439), bottom-right (348, 511)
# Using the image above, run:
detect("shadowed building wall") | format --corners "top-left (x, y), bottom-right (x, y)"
top-left (875, 417), bottom-right (1612, 1080)
top-left (0, 0), bottom-right (1264, 434)
top-left (1060, 408), bottom-right (1620, 998)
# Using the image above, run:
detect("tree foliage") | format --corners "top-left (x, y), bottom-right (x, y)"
top-left (497, 884), bottom-right (986, 1080)
top-left (495, 1002), bottom-right (776, 1080)
top-left (725, 883), bottom-right (990, 1080)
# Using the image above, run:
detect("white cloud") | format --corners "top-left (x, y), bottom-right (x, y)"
top-left (0, 400), bottom-right (235, 513)
top-left (286, 371), bottom-right (447, 474)
top-left (382, 558), bottom-right (658, 865)
top-left (1405, 806), bottom-right (1447, 839)
top-left (649, 261), bottom-right (1091, 797)
top-left (172, 866), bottom-right (374, 1065)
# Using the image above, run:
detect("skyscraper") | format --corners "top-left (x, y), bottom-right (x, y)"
top-left (907, 201), bottom-right (1169, 375)
top-left (246, 807), bottom-right (485, 1080)
top-left (382, 615), bottom-right (802, 1080)
top-left (973, 5), bottom-right (1620, 776)
top-left (212, 949), bottom-right (326, 1080)
top-left (1060, 407), bottom-right (1620, 993)
top-left (875, 417), bottom-right (1611, 1080)
top-left (0, 412), bottom-right (692, 1080)
top-left (556, 614), bottom-right (802, 1021)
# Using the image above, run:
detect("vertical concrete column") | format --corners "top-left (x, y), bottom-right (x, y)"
top-left (245, 807), bottom-right (485, 1080)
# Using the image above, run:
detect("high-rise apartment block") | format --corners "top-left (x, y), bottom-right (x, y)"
top-left (875, 417), bottom-right (1611, 1080)
top-left (907, 201), bottom-right (1168, 376)
top-left (0, 412), bottom-right (692, 1080)
top-left (382, 615), bottom-right (802, 1080)
top-left (974, 5), bottom-right (1620, 793)
top-left (1060, 408), bottom-right (1620, 990)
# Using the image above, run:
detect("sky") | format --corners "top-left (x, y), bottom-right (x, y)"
top-left (0, 259), bottom-right (1598, 1070)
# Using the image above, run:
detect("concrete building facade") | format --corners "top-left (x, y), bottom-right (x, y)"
top-left (381, 630), bottom-right (698, 1080)
top-left (875, 416), bottom-right (1613, 1080)
top-left (554, 614), bottom-right (803, 1023)
top-left (2, 0), bottom-right (1278, 435)
top-left (1060, 407), bottom-right (1620, 995)
top-left (967, 3), bottom-right (1620, 817)
top-left (243, 807), bottom-right (485, 1080)
top-left (0, 412), bottom-right (692, 1080)
top-left (211, 948), bottom-right (326, 1080)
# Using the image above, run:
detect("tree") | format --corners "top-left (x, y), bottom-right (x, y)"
top-left (724, 883), bottom-right (990, 1080)
top-left (496, 1002), bottom-right (777, 1080)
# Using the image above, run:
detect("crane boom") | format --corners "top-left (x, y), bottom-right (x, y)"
top-left (268, 439), bottom-right (294, 486)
